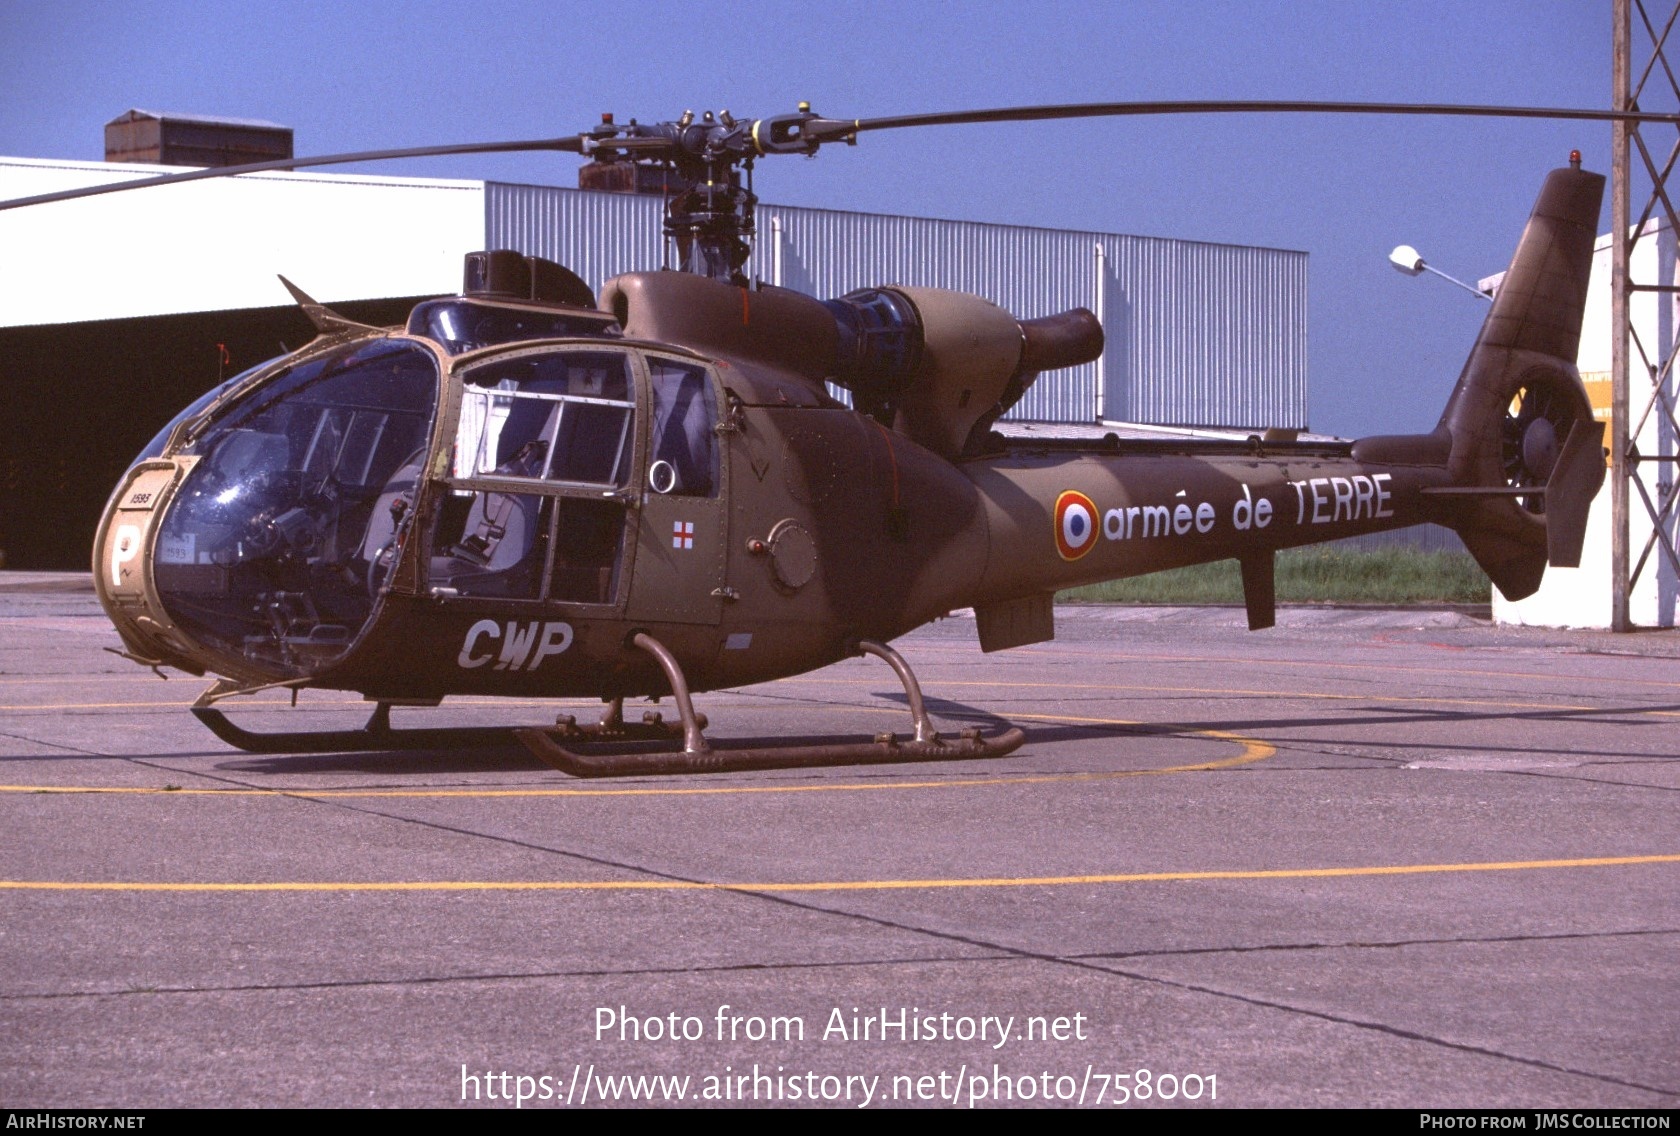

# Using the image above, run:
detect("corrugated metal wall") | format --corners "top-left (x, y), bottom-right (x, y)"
top-left (485, 184), bottom-right (1306, 429)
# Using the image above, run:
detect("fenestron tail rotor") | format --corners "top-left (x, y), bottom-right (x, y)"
top-left (1502, 375), bottom-right (1581, 515)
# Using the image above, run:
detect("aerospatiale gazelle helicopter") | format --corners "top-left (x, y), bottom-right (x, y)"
top-left (7, 99), bottom-right (1636, 776)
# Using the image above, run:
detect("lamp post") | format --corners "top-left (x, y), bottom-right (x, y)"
top-left (1388, 245), bottom-right (1494, 302)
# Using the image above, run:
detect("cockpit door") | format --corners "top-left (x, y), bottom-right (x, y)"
top-left (624, 357), bottom-right (728, 625)
top-left (427, 346), bottom-right (637, 609)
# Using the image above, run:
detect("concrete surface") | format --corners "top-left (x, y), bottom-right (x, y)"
top-left (1, 573), bottom-right (1676, 1108)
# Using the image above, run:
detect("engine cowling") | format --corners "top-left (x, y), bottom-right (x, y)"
top-left (827, 287), bottom-right (1103, 458)
top-left (600, 271), bottom-right (1103, 460)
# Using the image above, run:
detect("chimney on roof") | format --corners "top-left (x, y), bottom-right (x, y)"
top-left (104, 110), bottom-right (293, 168)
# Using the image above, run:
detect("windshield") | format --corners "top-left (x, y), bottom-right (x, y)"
top-left (153, 338), bottom-right (440, 677)
top-left (134, 362), bottom-right (268, 462)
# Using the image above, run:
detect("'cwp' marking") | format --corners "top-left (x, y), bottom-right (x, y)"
top-left (457, 620), bottom-right (573, 671)
top-left (1054, 490), bottom-right (1099, 560)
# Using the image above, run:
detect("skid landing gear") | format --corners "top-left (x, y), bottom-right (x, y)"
top-left (188, 683), bottom-right (700, 756)
top-left (186, 637), bottom-right (1025, 773)
top-left (516, 634), bottom-right (1027, 778)
top-left (191, 690), bottom-right (525, 754)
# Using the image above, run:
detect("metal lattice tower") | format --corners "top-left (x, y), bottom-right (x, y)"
top-left (1612, 0), bottom-right (1680, 628)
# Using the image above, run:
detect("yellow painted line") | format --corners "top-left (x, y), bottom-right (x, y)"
top-left (0, 716), bottom-right (1272, 798)
top-left (0, 675), bottom-right (161, 686)
top-left (0, 699), bottom-right (352, 712)
top-left (10, 677), bottom-right (1661, 717)
top-left (1009, 714), bottom-right (1272, 773)
top-left (1014, 646), bottom-right (1680, 691)
top-left (0, 696), bottom-right (765, 713)
top-left (4, 853), bottom-right (1675, 893)
top-left (773, 675), bottom-right (1619, 714)
top-left (943, 680), bottom-right (1680, 719)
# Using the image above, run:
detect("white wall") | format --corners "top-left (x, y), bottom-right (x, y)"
top-left (0, 157), bottom-right (484, 327)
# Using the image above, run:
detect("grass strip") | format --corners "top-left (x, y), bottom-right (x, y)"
top-left (1059, 547), bottom-right (1490, 605)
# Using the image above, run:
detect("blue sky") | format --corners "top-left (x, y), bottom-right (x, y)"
top-left (0, 0), bottom-right (1619, 437)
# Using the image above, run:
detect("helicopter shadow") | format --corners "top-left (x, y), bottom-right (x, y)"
top-left (876, 690), bottom-right (1219, 748)
top-left (215, 742), bottom-right (546, 777)
top-left (188, 692), bottom-right (1680, 777)
top-left (1008, 697), bottom-right (1680, 763)
top-left (213, 692), bottom-right (1020, 776)
top-left (874, 690), bottom-right (1023, 730)
top-left (878, 686), bottom-right (1680, 763)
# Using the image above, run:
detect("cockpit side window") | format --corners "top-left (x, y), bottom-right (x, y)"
top-left (455, 352), bottom-right (634, 487)
top-left (433, 349), bottom-right (637, 605)
top-left (646, 358), bottom-right (718, 498)
top-left (136, 363), bottom-right (267, 462)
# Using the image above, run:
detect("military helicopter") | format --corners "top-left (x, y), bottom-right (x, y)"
top-left (14, 100), bottom-right (1623, 776)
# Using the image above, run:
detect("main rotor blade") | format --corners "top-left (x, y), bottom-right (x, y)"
top-left (11, 98), bottom-right (1672, 212)
top-left (0, 135), bottom-right (587, 211)
top-left (819, 98), bottom-right (1680, 139)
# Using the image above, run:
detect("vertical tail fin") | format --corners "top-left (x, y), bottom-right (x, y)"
top-left (1431, 164), bottom-right (1607, 599)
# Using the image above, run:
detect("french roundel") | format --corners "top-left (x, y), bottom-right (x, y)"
top-left (1054, 490), bottom-right (1099, 561)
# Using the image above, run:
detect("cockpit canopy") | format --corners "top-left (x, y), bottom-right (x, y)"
top-left (406, 249), bottom-right (617, 355)
top-left (405, 297), bottom-right (619, 356)
top-left (152, 338), bottom-right (439, 675)
top-left (130, 314), bottom-right (722, 683)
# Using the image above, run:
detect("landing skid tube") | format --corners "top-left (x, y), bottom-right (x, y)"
top-left (186, 636), bottom-right (1026, 772)
top-left (516, 634), bottom-right (1027, 778)
top-left (189, 694), bottom-right (695, 755)
top-left (516, 727), bottom-right (1028, 778)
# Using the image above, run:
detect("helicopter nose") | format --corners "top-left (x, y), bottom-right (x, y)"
top-left (97, 337), bottom-right (441, 682)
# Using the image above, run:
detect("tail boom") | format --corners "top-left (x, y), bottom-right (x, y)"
top-left (951, 161), bottom-right (1608, 648)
